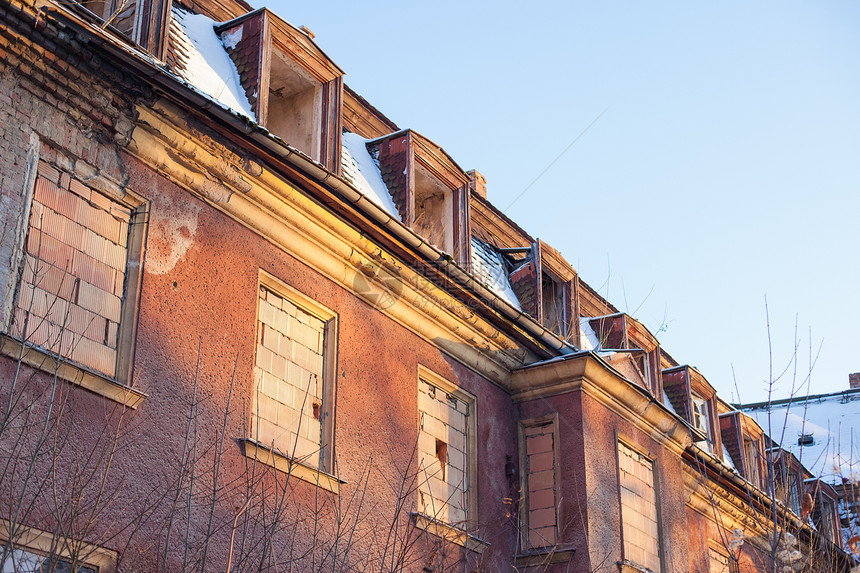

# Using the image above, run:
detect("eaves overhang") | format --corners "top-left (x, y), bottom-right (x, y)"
top-left (511, 351), bottom-right (692, 454)
top-left (29, 0), bottom-right (577, 362)
top-left (683, 444), bottom-right (852, 563)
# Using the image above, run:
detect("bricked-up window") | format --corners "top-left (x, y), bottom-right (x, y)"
top-left (417, 372), bottom-right (475, 526)
top-left (618, 441), bottom-right (662, 572)
top-left (708, 546), bottom-right (734, 573)
top-left (520, 417), bottom-right (559, 549)
top-left (251, 275), bottom-right (337, 472)
top-left (9, 161), bottom-right (146, 385)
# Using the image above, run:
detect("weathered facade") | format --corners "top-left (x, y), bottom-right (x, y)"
top-left (0, 0), bottom-right (854, 571)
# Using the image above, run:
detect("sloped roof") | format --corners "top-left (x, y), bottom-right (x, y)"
top-left (740, 389), bottom-right (860, 484)
top-left (166, 6), bottom-right (255, 120)
top-left (470, 238), bottom-right (521, 310)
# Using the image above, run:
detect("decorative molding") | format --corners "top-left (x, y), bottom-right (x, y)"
top-left (129, 101), bottom-right (534, 387)
top-left (511, 353), bottom-right (691, 455)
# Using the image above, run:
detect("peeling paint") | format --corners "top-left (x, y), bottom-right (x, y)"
top-left (145, 193), bottom-right (201, 275)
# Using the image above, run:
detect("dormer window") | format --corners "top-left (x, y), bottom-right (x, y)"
top-left (214, 9), bottom-right (344, 171)
top-left (692, 395), bottom-right (709, 437)
top-left (413, 163), bottom-right (455, 253)
top-left (663, 366), bottom-right (720, 455)
top-left (506, 240), bottom-right (578, 343)
top-left (589, 313), bottom-right (661, 397)
top-left (369, 131), bottom-right (470, 265)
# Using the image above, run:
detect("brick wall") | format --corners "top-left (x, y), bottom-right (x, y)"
top-left (0, 1), bottom-right (142, 330)
top-left (523, 420), bottom-right (557, 548)
top-left (618, 441), bottom-right (661, 572)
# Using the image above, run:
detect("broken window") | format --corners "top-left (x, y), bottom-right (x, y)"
top-left (691, 395), bottom-right (710, 439)
top-left (743, 439), bottom-right (761, 487)
top-left (74, 0), bottom-right (143, 41)
top-left (250, 273), bottom-right (337, 473)
top-left (417, 371), bottom-right (474, 526)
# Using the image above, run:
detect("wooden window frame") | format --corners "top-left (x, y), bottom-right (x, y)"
top-left (0, 519), bottom-right (118, 572)
top-left (0, 159), bottom-right (148, 409)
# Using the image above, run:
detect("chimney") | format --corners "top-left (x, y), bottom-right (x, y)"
top-left (850, 372), bottom-right (860, 389)
top-left (466, 170), bottom-right (486, 200)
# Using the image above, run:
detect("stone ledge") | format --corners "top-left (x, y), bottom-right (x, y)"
top-left (0, 334), bottom-right (146, 409)
top-left (514, 546), bottom-right (575, 567)
top-left (239, 438), bottom-right (343, 495)
top-left (411, 512), bottom-right (488, 554)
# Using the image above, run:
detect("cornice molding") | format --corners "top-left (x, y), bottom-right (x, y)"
top-left (128, 101), bottom-right (537, 387)
top-left (511, 353), bottom-right (691, 455)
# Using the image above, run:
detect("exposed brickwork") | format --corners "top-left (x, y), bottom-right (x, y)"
top-left (0, 5), bottom-right (144, 331)
top-left (372, 135), bottom-right (410, 223)
top-left (618, 441), bottom-right (661, 572)
top-left (524, 420), bottom-right (557, 548)
top-left (850, 372), bottom-right (860, 389)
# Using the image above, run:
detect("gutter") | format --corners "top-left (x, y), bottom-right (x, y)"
top-left (34, 2), bottom-right (576, 357)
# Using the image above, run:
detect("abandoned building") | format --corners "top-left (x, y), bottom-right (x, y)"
top-left (0, 0), bottom-right (856, 570)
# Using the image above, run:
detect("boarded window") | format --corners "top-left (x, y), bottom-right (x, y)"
top-left (618, 441), bottom-right (661, 572)
top-left (418, 378), bottom-right (470, 525)
top-left (251, 283), bottom-right (334, 470)
top-left (708, 546), bottom-right (732, 573)
top-left (11, 161), bottom-right (144, 383)
top-left (521, 419), bottom-right (558, 549)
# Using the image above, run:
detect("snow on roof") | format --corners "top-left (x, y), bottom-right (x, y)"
top-left (722, 444), bottom-right (737, 471)
top-left (341, 132), bottom-right (401, 222)
top-left (470, 238), bottom-right (521, 310)
top-left (169, 7), bottom-right (255, 121)
top-left (742, 391), bottom-right (860, 484)
top-left (579, 317), bottom-right (601, 351)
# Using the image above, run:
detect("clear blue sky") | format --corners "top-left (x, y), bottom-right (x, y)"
top-left (256, 0), bottom-right (860, 403)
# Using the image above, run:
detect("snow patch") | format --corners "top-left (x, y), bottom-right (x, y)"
top-left (579, 317), bottom-right (601, 351)
top-left (170, 8), bottom-right (255, 120)
top-left (221, 25), bottom-right (243, 50)
top-left (341, 133), bottom-right (401, 221)
top-left (744, 392), bottom-right (860, 484)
